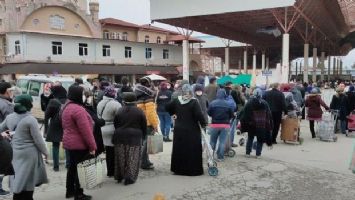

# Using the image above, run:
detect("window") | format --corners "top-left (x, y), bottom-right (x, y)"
top-left (49, 15), bottom-right (65, 30)
top-left (163, 49), bottom-right (169, 59)
top-left (52, 41), bottom-right (62, 55)
top-left (102, 45), bottom-right (110, 57)
top-left (144, 35), bottom-right (149, 43)
top-left (125, 46), bottom-right (132, 58)
top-left (157, 36), bottom-right (161, 44)
top-left (79, 43), bottom-right (88, 56)
top-left (111, 32), bottom-right (119, 40)
top-left (103, 31), bottom-right (109, 39)
top-left (145, 48), bottom-right (152, 59)
top-left (28, 81), bottom-right (41, 97)
top-left (15, 40), bottom-right (21, 55)
top-left (122, 32), bottom-right (128, 41)
top-left (17, 79), bottom-right (29, 94)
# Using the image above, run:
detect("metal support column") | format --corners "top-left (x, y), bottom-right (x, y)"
top-left (243, 49), bottom-right (248, 74)
top-left (238, 59), bottom-right (242, 74)
top-left (252, 50), bottom-right (257, 76)
top-left (320, 51), bottom-right (325, 82)
top-left (339, 60), bottom-right (343, 76)
top-left (304, 43), bottom-right (309, 83)
top-left (182, 40), bottom-right (189, 81)
top-left (327, 56), bottom-right (331, 82)
top-left (282, 33), bottom-right (290, 83)
top-left (312, 47), bottom-right (317, 83)
top-left (225, 47), bottom-right (230, 75)
top-left (262, 52), bottom-right (266, 71)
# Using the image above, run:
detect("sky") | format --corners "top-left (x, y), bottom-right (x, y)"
top-left (98, 0), bottom-right (355, 69)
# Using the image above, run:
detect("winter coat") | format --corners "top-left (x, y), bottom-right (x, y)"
top-left (231, 89), bottom-right (245, 112)
top-left (305, 95), bottom-right (329, 121)
top-left (0, 96), bottom-right (14, 122)
top-left (208, 90), bottom-right (234, 125)
top-left (240, 97), bottom-right (273, 145)
top-left (347, 91), bottom-right (355, 112)
top-left (156, 89), bottom-right (172, 113)
top-left (330, 94), bottom-right (349, 120)
top-left (112, 104), bottom-right (147, 146)
top-left (0, 136), bottom-right (14, 175)
top-left (85, 104), bottom-right (105, 156)
top-left (44, 98), bottom-right (66, 142)
top-left (195, 94), bottom-right (209, 123)
top-left (291, 87), bottom-right (304, 108)
top-left (0, 112), bottom-right (48, 193)
top-left (62, 102), bottom-right (97, 151)
top-left (116, 85), bottom-right (133, 103)
top-left (263, 88), bottom-right (287, 113)
top-left (97, 97), bottom-right (121, 146)
top-left (205, 84), bottom-right (218, 102)
top-left (135, 85), bottom-right (159, 130)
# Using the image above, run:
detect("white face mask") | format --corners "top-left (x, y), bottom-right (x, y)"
top-left (195, 91), bottom-right (203, 96)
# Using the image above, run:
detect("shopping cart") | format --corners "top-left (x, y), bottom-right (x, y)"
top-left (201, 128), bottom-right (218, 176)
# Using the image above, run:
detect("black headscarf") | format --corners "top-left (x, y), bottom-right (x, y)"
top-left (51, 85), bottom-right (67, 99)
top-left (67, 85), bottom-right (83, 105)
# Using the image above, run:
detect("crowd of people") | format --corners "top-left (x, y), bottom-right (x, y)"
top-left (0, 76), bottom-right (354, 200)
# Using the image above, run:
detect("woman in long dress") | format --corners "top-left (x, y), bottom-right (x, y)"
top-left (0, 94), bottom-right (48, 200)
top-left (113, 92), bottom-right (147, 185)
top-left (166, 84), bottom-right (207, 176)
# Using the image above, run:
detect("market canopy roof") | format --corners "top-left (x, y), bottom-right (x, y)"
top-left (0, 63), bottom-right (179, 75)
top-left (151, 0), bottom-right (354, 57)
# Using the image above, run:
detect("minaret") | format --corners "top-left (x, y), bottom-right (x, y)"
top-left (89, 0), bottom-right (99, 24)
top-left (76, 0), bottom-right (88, 12)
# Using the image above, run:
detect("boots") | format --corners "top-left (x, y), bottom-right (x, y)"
top-left (163, 136), bottom-right (172, 142)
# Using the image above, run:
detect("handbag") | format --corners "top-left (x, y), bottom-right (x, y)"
top-left (147, 132), bottom-right (163, 154)
top-left (77, 155), bottom-right (105, 189)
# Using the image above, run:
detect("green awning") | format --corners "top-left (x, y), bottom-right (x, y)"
top-left (232, 74), bottom-right (252, 85)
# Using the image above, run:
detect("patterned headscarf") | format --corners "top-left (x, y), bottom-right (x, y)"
top-left (178, 84), bottom-right (194, 104)
top-left (104, 86), bottom-right (116, 98)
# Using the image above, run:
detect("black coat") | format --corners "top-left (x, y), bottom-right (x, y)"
top-left (85, 104), bottom-right (105, 156)
top-left (166, 98), bottom-right (207, 176)
top-left (113, 104), bottom-right (147, 146)
top-left (347, 91), bottom-right (355, 113)
top-left (0, 137), bottom-right (14, 175)
top-left (45, 98), bottom-right (66, 142)
top-left (263, 88), bottom-right (287, 113)
top-left (330, 94), bottom-right (349, 120)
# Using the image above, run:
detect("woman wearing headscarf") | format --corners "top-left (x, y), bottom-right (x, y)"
top-left (44, 85), bottom-right (68, 171)
top-left (0, 94), bottom-right (48, 200)
top-left (240, 88), bottom-right (273, 158)
top-left (97, 86), bottom-right (121, 177)
top-left (305, 88), bottom-right (330, 138)
top-left (62, 85), bottom-right (96, 200)
top-left (166, 84), bottom-right (207, 176)
top-left (346, 85), bottom-right (355, 113)
top-left (113, 92), bottom-right (147, 185)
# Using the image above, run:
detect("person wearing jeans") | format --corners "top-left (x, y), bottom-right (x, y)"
top-left (156, 82), bottom-right (173, 142)
top-left (158, 112), bottom-right (172, 141)
top-left (208, 89), bottom-right (234, 161)
top-left (209, 127), bottom-right (228, 159)
top-left (241, 88), bottom-right (273, 158)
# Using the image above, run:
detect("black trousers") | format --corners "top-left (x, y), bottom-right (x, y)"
top-left (309, 120), bottom-right (316, 138)
top-left (272, 111), bottom-right (282, 142)
top-left (13, 191), bottom-right (34, 200)
top-left (105, 146), bottom-right (115, 177)
top-left (66, 150), bottom-right (88, 196)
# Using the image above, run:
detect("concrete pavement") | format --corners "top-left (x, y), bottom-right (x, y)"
top-left (1, 119), bottom-right (355, 200)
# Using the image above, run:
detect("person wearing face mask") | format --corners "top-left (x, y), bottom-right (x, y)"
top-left (62, 85), bottom-right (97, 200)
top-left (166, 84), bottom-right (207, 176)
top-left (194, 84), bottom-right (209, 123)
top-left (0, 82), bottom-right (14, 196)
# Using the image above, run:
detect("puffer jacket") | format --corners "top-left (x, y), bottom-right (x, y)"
top-left (62, 102), bottom-right (97, 151)
top-left (305, 94), bottom-right (329, 121)
top-left (137, 101), bottom-right (159, 130)
top-left (208, 89), bottom-right (234, 124)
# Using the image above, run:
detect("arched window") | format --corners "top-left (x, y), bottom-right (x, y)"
top-left (157, 36), bottom-right (161, 44)
top-left (144, 35), bottom-right (149, 43)
top-left (122, 32), bottom-right (128, 41)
